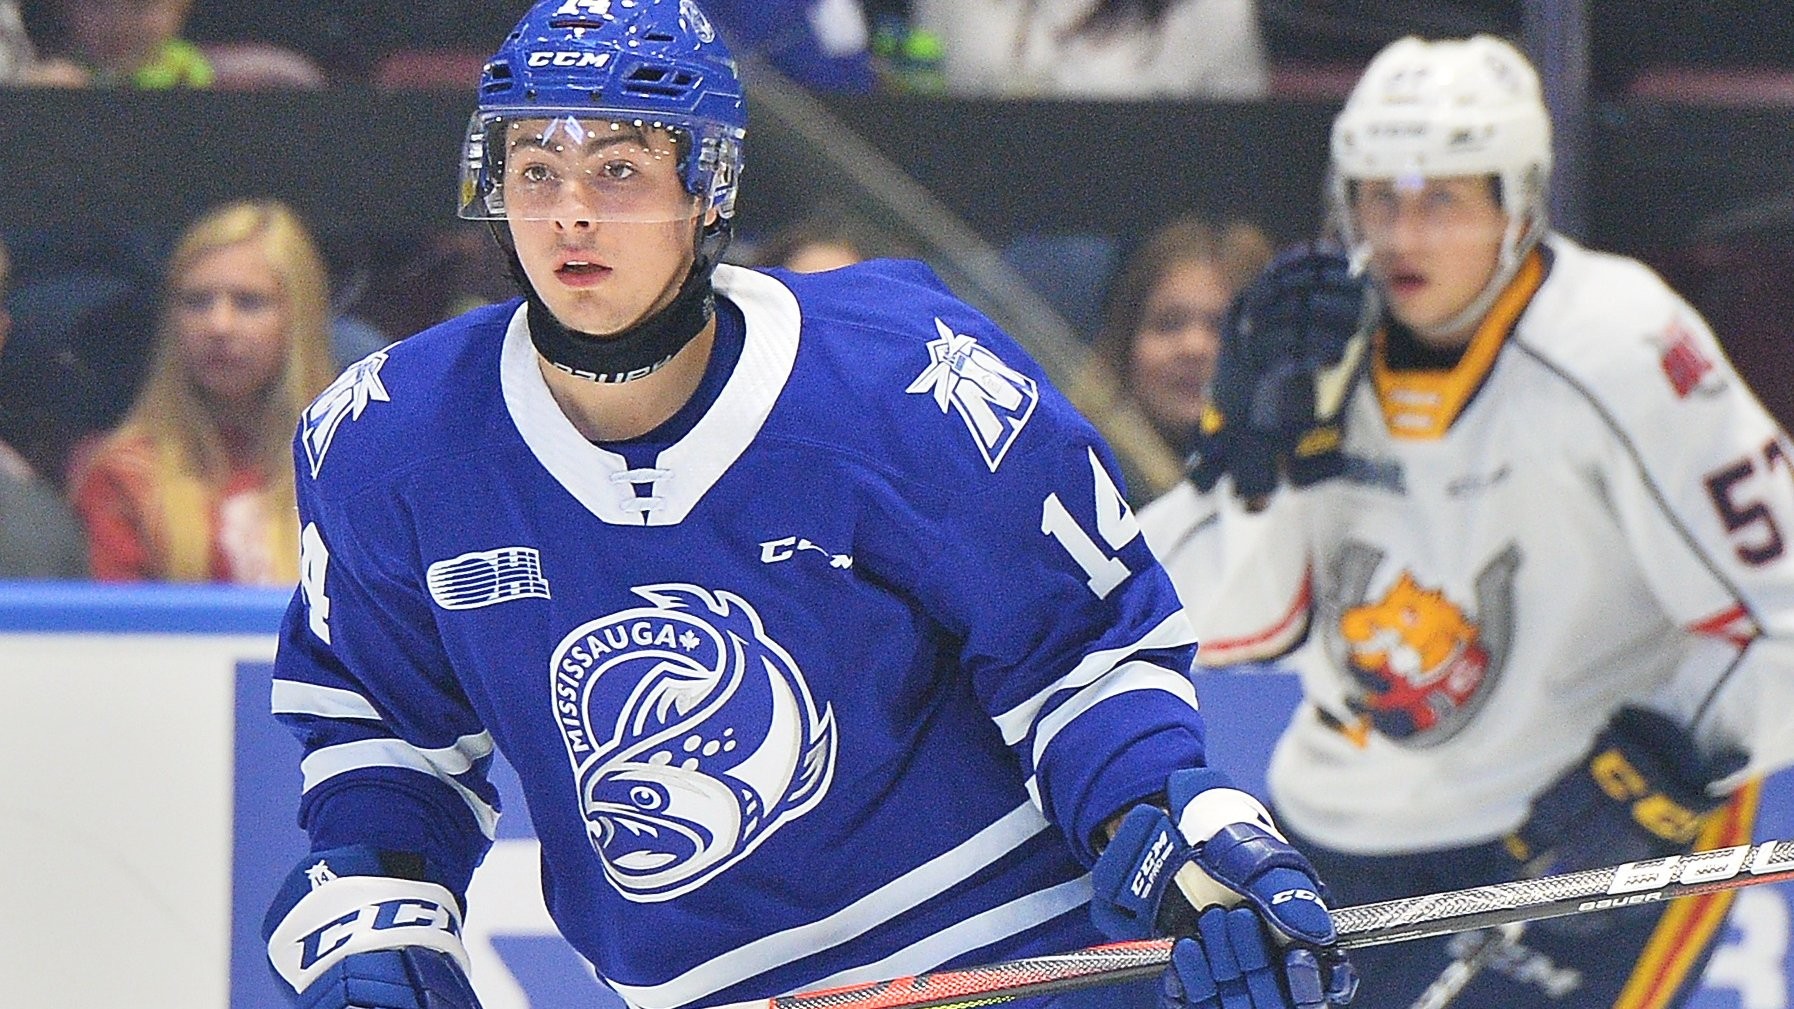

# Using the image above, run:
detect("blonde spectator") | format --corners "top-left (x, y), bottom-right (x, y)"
top-left (71, 201), bottom-right (336, 583)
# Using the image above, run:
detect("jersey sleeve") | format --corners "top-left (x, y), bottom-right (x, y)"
top-left (875, 313), bottom-right (1206, 864)
top-left (1138, 478), bottom-right (1314, 667)
top-left (273, 435), bottom-right (499, 897)
top-left (1576, 293), bottom-right (1794, 775)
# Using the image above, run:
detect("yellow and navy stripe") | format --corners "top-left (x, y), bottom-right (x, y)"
top-left (1614, 780), bottom-right (1762, 1009)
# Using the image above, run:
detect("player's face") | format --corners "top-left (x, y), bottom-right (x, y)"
top-left (171, 240), bottom-right (289, 413)
top-left (1352, 175), bottom-right (1508, 341)
top-left (1131, 258), bottom-right (1230, 444)
top-left (504, 118), bottom-right (706, 337)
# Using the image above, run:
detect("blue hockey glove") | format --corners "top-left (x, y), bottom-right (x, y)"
top-left (295, 948), bottom-right (482, 1009)
top-left (264, 845), bottom-right (482, 1009)
top-left (1506, 705), bottom-right (1746, 876)
top-left (1162, 910), bottom-right (1347, 1009)
top-left (1187, 245), bottom-right (1372, 501)
top-left (1091, 769), bottom-right (1356, 1009)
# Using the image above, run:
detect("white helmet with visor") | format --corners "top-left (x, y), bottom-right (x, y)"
top-left (1329, 35), bottom-right (1552, 334)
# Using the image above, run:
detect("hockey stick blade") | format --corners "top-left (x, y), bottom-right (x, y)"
top-left (712, 839), bottom-right (1794, 1009)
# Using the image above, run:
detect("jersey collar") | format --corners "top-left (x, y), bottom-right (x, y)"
top-left (501, 265), bottom-right (802, 525)
top-left (1371, 249), bottom-right (1546, 440)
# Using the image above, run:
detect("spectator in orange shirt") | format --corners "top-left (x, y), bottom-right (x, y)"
top-left (71, 200), bottom-right (337, 583)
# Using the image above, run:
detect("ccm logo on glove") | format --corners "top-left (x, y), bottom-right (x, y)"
top-left (1272, 887), bottom-right (1321, 906)
top-left (1133, 831), bottom-right (1178, 899)
top-left (268, 874), bottom-right (471, 993)
top-left (1591, 748), bottom-right (1703, 844)
top-left (297, 895), bottom-right (461, 969)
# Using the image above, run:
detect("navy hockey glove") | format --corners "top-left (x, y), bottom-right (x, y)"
top-left (1090, 769), bottom-right (1356, 1009)
top-left (264, 845), bottom-right (482, 1009)
top-left (1187, 245), bottom-right (1372, 502)
top-left (1506, 705), bottom-right (1746, 876)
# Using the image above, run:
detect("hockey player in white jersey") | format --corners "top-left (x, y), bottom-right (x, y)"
top-left (258, 3), bottom-right (1356, 1009)
top-left (1141, 33), bottom-right (1794, 1009)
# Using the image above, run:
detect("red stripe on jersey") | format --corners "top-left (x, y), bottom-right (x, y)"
top-left (1198, 570), bottom-right (1312, 664)
top-left (1687, 604), bottom-right (1756, 646)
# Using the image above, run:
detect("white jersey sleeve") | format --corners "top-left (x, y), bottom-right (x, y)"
top-left (1138, 477), bottom-right (1313, 667)
top-left (1539, 251), bottom-right (1794, 779)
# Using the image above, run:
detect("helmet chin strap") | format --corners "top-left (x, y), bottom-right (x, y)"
top-left (489, 217), bottom-right (726, 384)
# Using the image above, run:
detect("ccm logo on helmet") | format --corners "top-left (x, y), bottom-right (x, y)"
top-left (528, 51), bottom-right (614, 68)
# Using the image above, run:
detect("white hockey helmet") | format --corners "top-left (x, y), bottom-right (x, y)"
top-left (1329, 35), bottom-right (1553, 324)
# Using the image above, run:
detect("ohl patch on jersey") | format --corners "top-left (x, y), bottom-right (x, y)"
top-left (906, 318), bottom-right (1039, 472)
top-left (550, 584), bottom-right (837, 902)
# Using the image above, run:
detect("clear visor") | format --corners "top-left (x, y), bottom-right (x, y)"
top-left (459, 114), bottom-right (706, 224)
top-left (1339, 174), bottom-right (1515, 253)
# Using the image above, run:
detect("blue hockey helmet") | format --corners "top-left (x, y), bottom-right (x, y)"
top-left (459, 0), bottom-right (747, 227)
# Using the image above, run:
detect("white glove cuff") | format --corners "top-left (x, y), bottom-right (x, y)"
top-left (267, 874), bottom-right (470, 994)
top-left (1172, 786), bottom-right (1288, 911)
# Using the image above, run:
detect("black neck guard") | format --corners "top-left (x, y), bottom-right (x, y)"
top-left (493, 219), bottom-right (727, 384)
top-left (523, 264), bottom-right (716, 384)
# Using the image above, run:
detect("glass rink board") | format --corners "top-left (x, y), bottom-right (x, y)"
top-left (1, 583), bottom-right (1789, 1008)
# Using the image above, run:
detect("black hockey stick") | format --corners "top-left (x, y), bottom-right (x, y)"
top-left (715, 839), bottom-right (1794, 1009)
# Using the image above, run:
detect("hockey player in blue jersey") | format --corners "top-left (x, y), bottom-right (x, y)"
top-left (260, 3), bottom-right (1356, 1009)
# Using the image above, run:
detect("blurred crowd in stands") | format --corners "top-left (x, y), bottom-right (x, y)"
top-left (8, 1), bottom-right (1794, 98)
top-left (4, 0), bottom-right (1794, 583)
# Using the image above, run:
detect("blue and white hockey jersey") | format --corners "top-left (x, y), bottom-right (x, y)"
top-left (272, 261), bottom-right (1205, 1009)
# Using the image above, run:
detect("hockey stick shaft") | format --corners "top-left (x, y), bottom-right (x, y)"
top-left (731, 839), bottom-right (1794, 1009)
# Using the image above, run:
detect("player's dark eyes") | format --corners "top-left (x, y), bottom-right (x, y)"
top-left (600, 160), bottom-right (639, 181)
top-left (517, 162), bottom-right (556, 184)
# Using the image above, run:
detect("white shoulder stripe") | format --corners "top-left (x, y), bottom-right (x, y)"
top-left (794, 876), bottom-right (1093, 996)
top-left (1028, 660), bottom-right (1198, 776)
top-left (992, 611), bottom-right (1196, 746)
top-left (605, 802), bottom-right (1051, 1009)
top-left (272, 679), bottom-right (381, 720)
top-left (300, 736), bottom-right (500, 840)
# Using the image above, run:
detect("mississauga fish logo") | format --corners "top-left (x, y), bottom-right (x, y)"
top-left (551, 584), bottom-right (837, 902)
